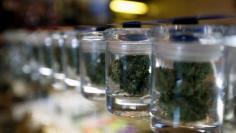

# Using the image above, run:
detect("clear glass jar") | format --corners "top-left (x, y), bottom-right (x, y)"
top-left (63, 31), bottom-right (80, 89)
top-left (105, 28), bottom-right (151, 117)
top-left (150, 25), bottom-right (225, 132)
top-left (223, 26), bottom-right (236, 133)
top-left (7, 30), bottom-right (30, 78)
top-left (4, 30), bottom-right (34, 99)
top-left (38, 30), bottom-right (53, 88)
top-left (51, 32), bottom-right (67, 90)
top-left (38, 31), bottom-right (53, 79)
top-left (29, 31), bottom-right (50, 97)
top-left (80, 31), bottom-right (106, 100)
top-left (64, 27), bottom-right (97, 91)
top-left (27, 32), bottom-right (42, 82)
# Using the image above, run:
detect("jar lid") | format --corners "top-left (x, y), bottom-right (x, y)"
top-left (155, 41), bottom-right (223, 62)
top-left (224, 35), bottom-right (236, 47)
top-left (81, 31), bottom-right (104, 41)
top-left (104, 28), bottom-right (150, 41)
top-left (75, 25), bottom-right (96, 32)
top-left (224, 26), bottom-right (236, 47)
top-left (152, 25), bottom-right (225, 62)
top-left (80, 31), bottom-right (106, 52)
top-left (104, 28), bottom-right (151, 54)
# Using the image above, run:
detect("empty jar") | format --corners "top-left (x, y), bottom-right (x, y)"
top-left (105, 28), bottom-right (151, 117)
top-left (80, 30), bottom-right (106, 100)
top-left (150, 25), bottom-right (225, 132)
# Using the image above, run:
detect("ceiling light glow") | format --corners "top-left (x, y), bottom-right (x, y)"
top-left (110, 0), bottom-right (148, 15)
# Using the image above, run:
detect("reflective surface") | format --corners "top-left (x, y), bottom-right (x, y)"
top-left (80, 31), bottom-right (106, 100)
top-left (150, 25), bottom-right (225, 133)
top-left (224, 30), bottom-right (236, 133)
top-left (1, 29), bottom-right (153, 133)
top-left (64, 31), bottom-right (80, 90)
top-left (105, 28), bottom-right (151, 117)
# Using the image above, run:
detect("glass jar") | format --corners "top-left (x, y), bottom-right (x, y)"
top-left (4, 30), bottom-right (34, 99)
top-left (80, 31), bottom-right (106, 100)
top-left (63, 31), bottom-right (80, 90)
top-left (37, 30), bottom-right (54, 88)
top-left (7, 30), bottom-right (29, 78)
top-left (28, 31), bottom-right (50, 97)
top-left (51, 32), bottom-right (67, 90)
top-left (150, 25), bottom-right (225, 132)
top-left (105, 28), bottom-right (151, 117)
top-left (223, 26), bottom-right (236, 133)
top-left (27, 32), bottom-right (42, 82)
top-left (64, 27), bottom-right (97, 91)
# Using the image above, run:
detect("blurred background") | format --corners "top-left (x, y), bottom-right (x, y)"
top-left (0, 0), bottom-right (236, 31)
top-left (0, 0), bottom-right (236, 133)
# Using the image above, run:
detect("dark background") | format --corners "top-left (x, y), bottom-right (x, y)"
top-left (0, 0), bottom-right (236, 32)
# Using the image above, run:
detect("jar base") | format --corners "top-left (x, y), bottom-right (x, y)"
top-left (151, 116), bottom-right (222, 133)
top-left (64, 78), bottom-right (80, 90)
top-left (52, 80), bottom-right (66, 91)
top-left (39, 75), bottom-right (53, 87)
top-left (81, 85), bottom-right (105, 101)
top-left (106, 94), bottom-right (150, 117)
top-left (52, 72), bottom-right (66, 91)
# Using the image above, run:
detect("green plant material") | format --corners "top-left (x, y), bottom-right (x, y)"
top-left (109, 55), bottom-right (150, 95)
top-left (156, 62), bottom-right (215, 122)
top-left (84, 53), bottom-right (105, 86)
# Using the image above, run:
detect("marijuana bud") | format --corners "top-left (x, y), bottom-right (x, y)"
top-left (109, 55), bottom-right (150, 95)
top-left (156, 62), bottom-right (215, 122)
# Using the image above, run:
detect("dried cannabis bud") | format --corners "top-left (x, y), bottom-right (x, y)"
top-left (109, 55), bottom-right (150, 95)
top-left (84, 53), bottom-right (105, 86)
top-left (156, 62), bottom-right (215, 122)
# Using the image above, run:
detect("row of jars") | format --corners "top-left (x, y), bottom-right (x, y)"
top-left (3, 25), bottom-right (236, 133)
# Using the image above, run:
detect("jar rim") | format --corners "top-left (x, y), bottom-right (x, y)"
top-left (104, 28), bottom-right (151, 42)
top-left (151, 24), bottom-right (226, 30)
top-left (80, 31), bottom-right (104, 41)
top-left (151, 24), bottom-right (225, 62)
top-left (151, 24), bottom-right (225, 46)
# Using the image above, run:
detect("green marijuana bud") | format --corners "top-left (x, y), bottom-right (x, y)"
top-left (156, 62), bottom-right (215, 122)
top-left (109, 55), bottom-right (150, 95)
top-left (84, 53), bottom-right (105, 86)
